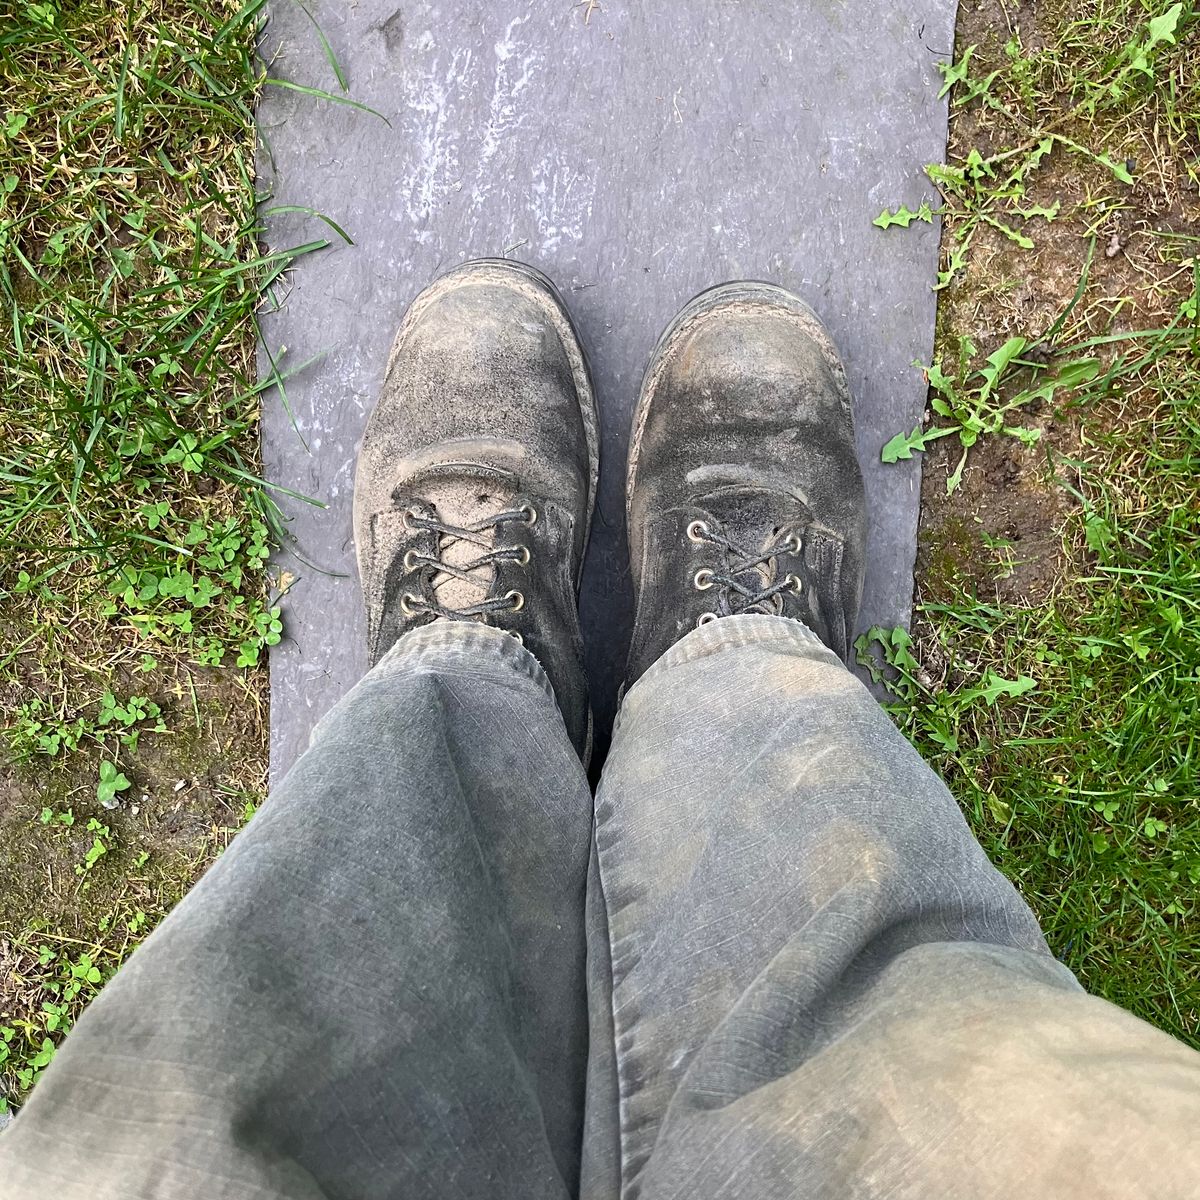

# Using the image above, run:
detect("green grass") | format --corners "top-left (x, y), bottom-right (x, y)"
top-left (0, 792), bottom-right (257, 1109)
top-left (0, 0), bottom-right (289, 1110)
top-left (865, 0), bottom-right (1200, 1043)
top-left (0, 0), bottom-right (291, 667)
top-left (861, 372), bottom-right (1200, 1039)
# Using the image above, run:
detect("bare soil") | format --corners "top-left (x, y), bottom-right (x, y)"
top-left (916, 0), bottom-right (1198, 612)
top-left (0, 662), bottom-right (266, 949)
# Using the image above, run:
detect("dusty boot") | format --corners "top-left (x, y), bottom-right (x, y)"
top-left (354, 258), bottom-right (599, 759)
top-left (624, 281), bottom-right (866, 687)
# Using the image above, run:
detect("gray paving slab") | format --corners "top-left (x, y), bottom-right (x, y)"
top-left (258, 0), bottom-right (954, 781)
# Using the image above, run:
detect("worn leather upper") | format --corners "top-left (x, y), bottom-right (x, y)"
top-left (625, 282), bottom-right (866, 686)
top-left (354, 259), bottom-right (598, 758)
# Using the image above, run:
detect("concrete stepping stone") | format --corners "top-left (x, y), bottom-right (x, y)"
top-left (258, 0), bottom-right (955, 778)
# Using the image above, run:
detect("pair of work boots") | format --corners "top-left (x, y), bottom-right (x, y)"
top-left (353, 260), bottom-right (867, 760)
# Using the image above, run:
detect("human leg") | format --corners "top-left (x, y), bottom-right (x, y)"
top-left (1, 259), bottom-right (601, 1200)
top-left (581, 282), bottom-right (1200, 1200)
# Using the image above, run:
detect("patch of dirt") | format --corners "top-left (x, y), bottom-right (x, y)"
top-left (917, 0), bottom-right (1200, 613)
top-left (0, 662), bottom-right (266, 948)
top-left (915, 198), bottom-right (1097, 612)
top-left (917, 426), bottom-right (1076, 606)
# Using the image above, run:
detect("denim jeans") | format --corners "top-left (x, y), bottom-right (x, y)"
top-left (3, 616), bottom-right (1199, 1198)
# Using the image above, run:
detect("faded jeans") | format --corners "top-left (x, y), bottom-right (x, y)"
top-left (3, 615), bottom-right (1200, 1198)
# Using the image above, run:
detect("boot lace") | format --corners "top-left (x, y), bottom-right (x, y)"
top-left (687, 518), bottom-right (802, 619)
top-left (399, 502), bottom-right (536, 620)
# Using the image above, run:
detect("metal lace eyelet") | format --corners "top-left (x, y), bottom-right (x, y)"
top-left (693, 569), bottom-right (715, 591)
top-left (512, 544), bottom-right (531, 567)
top-left (696, 612), bottom-right (719, 627)
top-left (785, 574), bottom-right (803, 595)
top-left (402, 549), bottom-right (422, 572)
top-left (509, 630), bottom-right (525, 646)
top-left (402, 506), bottom-right (422, 530)
top-left (519, 503), bottom-right (538, 526)
top-left (400, 592), bottom-right (422, 616)
top-left (686, 519), bottom-right (710, 543)
top-left (785, 533), bottom-right (803, 554)
top-left (504, 589), bottom-right (525, 612)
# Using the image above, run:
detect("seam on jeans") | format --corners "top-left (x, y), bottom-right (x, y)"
top-left (598, 617), bottom-right (839, 1197)
top-left (428, 689), bottom-right (570, 1177)
top-left (591, 796), bottom-right (633, 1197)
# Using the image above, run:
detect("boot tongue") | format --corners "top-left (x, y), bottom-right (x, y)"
top-left (689, 484), bottom-right (811, 615)
top-left (693, 483), bottom-right (811, 547)
top-left (416, 467), bottom-right (520, 614)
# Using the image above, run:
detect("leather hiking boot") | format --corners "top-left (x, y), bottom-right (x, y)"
top-left (624, 281), bottom-right (866, 687)
top-left (353, 259), bottom-right (600, 759)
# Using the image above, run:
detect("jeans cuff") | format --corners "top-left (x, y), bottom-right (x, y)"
top-left (372, 621), bottom-right (558, 704)
top-left (633, 614), bottom-right (839, 694)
